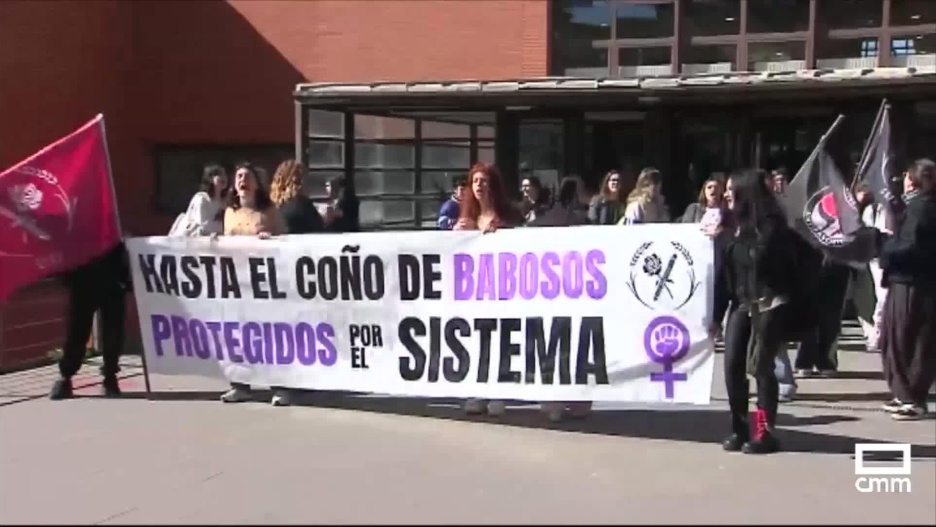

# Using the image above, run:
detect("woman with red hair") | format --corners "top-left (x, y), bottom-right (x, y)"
top-left (455, 163), bottom-right (521, 416)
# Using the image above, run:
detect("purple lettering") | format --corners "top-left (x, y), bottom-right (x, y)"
top-left (262, 322), bottom-right (274, 364)
top-left (223, 322), bottom-right (243, 363)
top-left (476, 254), bottom-right (495, 300)
top-left (540, 252), bottom-right (561, 299)
top-left (518, 253), bottom-right (538, 300)
top-left (585, 249), bottom-right (607, 299)
top-left (242, 322), bottom-right (264, 364)
top-left (151, 315), bottom-right (170, 357)
top-left (296, 322), bottom-right (317, 365)
top-left (189, 319), bottom-right (211, 360)
top-left (498, 252), bottom-right (518, 300)
top-left (206, 322), bottom-right (224, 360)
top-left (453, 254), bottom-right (474, 301)
top-left (562, 251), bottom-right (584, 299)
top-left (170, 315), bottom-right (192, 357)
top-left (317, 324), bottom-right (337, 366)
top-left (274, 323), bottom-right (295, 365)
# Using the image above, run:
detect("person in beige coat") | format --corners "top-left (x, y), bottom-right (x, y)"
top-left (619, 167), bottom-right (670, 225)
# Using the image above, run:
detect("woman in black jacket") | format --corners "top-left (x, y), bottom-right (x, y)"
top-left (270, 159), bottom-right (324, 234)
top-left (878, 159), bottom-right (936, 421)
top-left (711, 169), bottom-right (799, 454)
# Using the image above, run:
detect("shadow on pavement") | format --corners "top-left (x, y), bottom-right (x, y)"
top-left (794, 391), bottom-right (894, 403)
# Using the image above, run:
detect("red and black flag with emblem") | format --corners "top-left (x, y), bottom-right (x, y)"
top-left (783, 115), bottom-right (877, 267)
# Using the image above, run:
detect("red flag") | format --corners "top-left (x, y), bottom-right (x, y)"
top-left (0, 114), bottom-right (121, 301)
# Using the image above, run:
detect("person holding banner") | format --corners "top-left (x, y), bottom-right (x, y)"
top-left (270, 159), bottom-right (324, 234)
top-left (878, 159), bottom-right (936, 421)
top-left (454, 162), bottom-right (521, 417)
top-left (219, 162), bottom-right (292, 406)
top-left (168, 163), bottom-right (228, 237)
top-left (712, 169), bottom-right (799, 454)
top-left (619, 168), bottom-right (670, 225)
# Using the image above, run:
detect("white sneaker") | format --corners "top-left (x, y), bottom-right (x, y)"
top-left (464, 398), bottom-right (486, 415)
top-left (486, 400), bottom-right (506, 417)
top-left (220, 386), bottom-right (251, 403)
top-left (271, 390), bottom-right (292, 407)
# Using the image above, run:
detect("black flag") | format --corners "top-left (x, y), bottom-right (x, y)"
top-left (856, 100), bottom-right (902, 219)
top-left (784, 116), bottom-right (877, 267)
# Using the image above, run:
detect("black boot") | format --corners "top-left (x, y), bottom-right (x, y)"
top-left (102, 375), bottom-right (121, 398)
top-left (49, 377), bottom-right (74, 400)
top-left (743, 407), bottom-right (780, 454)
top-left (723, 412), bottom-right (749, 451)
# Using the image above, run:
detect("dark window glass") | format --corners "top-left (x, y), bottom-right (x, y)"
top-left (890, 0), bottom-right (936, 26)
top-left (817, 37), bottom-right (880, 68)
top-left (551, 0), bottom-right (612, 75)
top-left (748, 41), bottom-right (807, 71)
top-left (615, 2), bottom-right (673, 39)
top-left (619, 46), bottom-right (672, 76)
top-left (891, 34), bottom-right (935, 63)
top-left (747, 0), bottom-right (810, 33)
top-left (818, 0), bottom-right (882, 29)
top-left (685, 0), bottom-right (740, 37)
top-left (683, 45), bottom-right (736, 73)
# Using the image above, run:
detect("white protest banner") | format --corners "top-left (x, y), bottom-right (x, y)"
top-left (126, 224), bottom-right (714, 403)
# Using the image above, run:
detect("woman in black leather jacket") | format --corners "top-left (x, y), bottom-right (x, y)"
top-left (711, 169), bottom-right (799, 454)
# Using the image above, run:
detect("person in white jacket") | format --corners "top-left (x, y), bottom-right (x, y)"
top-left (170, 164), bottom-right (229, 237)
top-left (857, 185), bottom-right (893, 351)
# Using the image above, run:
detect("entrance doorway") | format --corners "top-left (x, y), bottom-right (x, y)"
top-left (586, 112), bottom-right (644, 194)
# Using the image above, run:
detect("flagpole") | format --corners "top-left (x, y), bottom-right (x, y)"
top-left (97, 115), bottom-right (153, 399)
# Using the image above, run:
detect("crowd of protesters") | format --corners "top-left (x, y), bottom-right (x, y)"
top-left (47, 155), bottom-right (935, 456)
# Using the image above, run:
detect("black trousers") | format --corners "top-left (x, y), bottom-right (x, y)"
top-left (795, 264), bottom-right (850, 371)
top-left (881, 282), bottom-right (936, 407)
top-left (724, 305), bottom-right (788, 436)
top-left (60, 281), bottom-right (126, 379)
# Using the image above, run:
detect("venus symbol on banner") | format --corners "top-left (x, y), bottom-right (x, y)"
top-left (644, 316), bottom-right (690, 399)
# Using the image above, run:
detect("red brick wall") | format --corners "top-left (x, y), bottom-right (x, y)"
top-left (0, 0), bottom-right (548, 369)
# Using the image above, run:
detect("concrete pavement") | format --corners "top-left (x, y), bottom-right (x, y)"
top-left (1, 327), bottom-right (934, 524)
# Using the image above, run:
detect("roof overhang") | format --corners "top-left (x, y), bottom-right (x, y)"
top-left (294, 68), bottom-right (936, 109)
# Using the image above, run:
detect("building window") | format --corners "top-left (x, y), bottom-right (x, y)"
top-left (618, 46), bottom-right (671, 76)
top-left (551, 0), bottom-right (612, 76)
top-left (683, 44), bottom-right (736, 74)
top-left (519, 121), bottom-right (564, 195)
top-left (747, 0), bottom-right (810, 34)
top-left (891, 34), bottom-right (936, 67)
top-left (818, 0), bottom-right (883, 30)
top-left (685, 0), bottom-right (741, 37)
top-left (748, 41), bottom-right (807, 71)
top-left (890, 0), bottom-right (936, 26)
top-left (154, 145), bottom-right (294, 214)
top-left (817, 37), bottom-right (879, 69)
top-left (615, 2), bottom-right (673, 39)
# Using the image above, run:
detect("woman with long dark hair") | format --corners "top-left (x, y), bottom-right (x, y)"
top-left (324, 176), bottom-right (360, 233)
top-left (681, 175), bottom-right (725, 225)
top-left (220, 162), bottom-right (290, 406)
top-left (587, 170), bottom-right (626, 225)
top-left (169, 163), bottom-right (228, 236)
top-left (455, 163), bottom-right (521, 416)
top-left (520, 175), bottom-right (550, 225)
top-left (711, 169), bottom-right (799, 454)
top-left (878, 159), bottom-right (936, 421)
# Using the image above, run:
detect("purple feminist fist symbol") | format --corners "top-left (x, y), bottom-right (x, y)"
top-left (643, 316), bottom-right (690, 399)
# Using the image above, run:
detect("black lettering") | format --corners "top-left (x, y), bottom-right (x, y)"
top-left (423, 254), bottom-right (441, 300)
top-left (474, 318), bottom-right (497, 383)
top-left (371, 325), bottom-right (384, 347)
top-left (267, 257), bottom-right (286, 299)
top-left (498, 318), bottom-right (521, 383)
top-left (525, 317), bottom-right (572, 385)
top-left (249, 257), bottom-right (269, 300)
top-left (398, 317), bottom-right (426, 381)
top-left (398, 254), bottom-right (420, 300)
top-left (319, 257), bottom-right (338, 300)
top-left (576, 317), bottom-right (608, 385)
top-left (180, 256), bottom-right (202, 298)
top-left (351, 347), bottom-right (363, 368)
top-left (427, 317), bottom-right (441, 382)
top-left (138, 254), bottom-right (164, 294)
top-left (362, 256), bottom-right (385, 300)
top-left (296, 257), bottom-right (316, 299)
top-left (443, 318), bottom-right (470, 382)
top-left (199, 256), bottom-right (218, 298)
top-left (219, 257), bottom-right (241, 299)
top-left (349, 324), bottom-right (361, 347)
top-left (339, 254), bottom-right (363, 301)
top-left (160, 255), bottom-right (180, 296)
